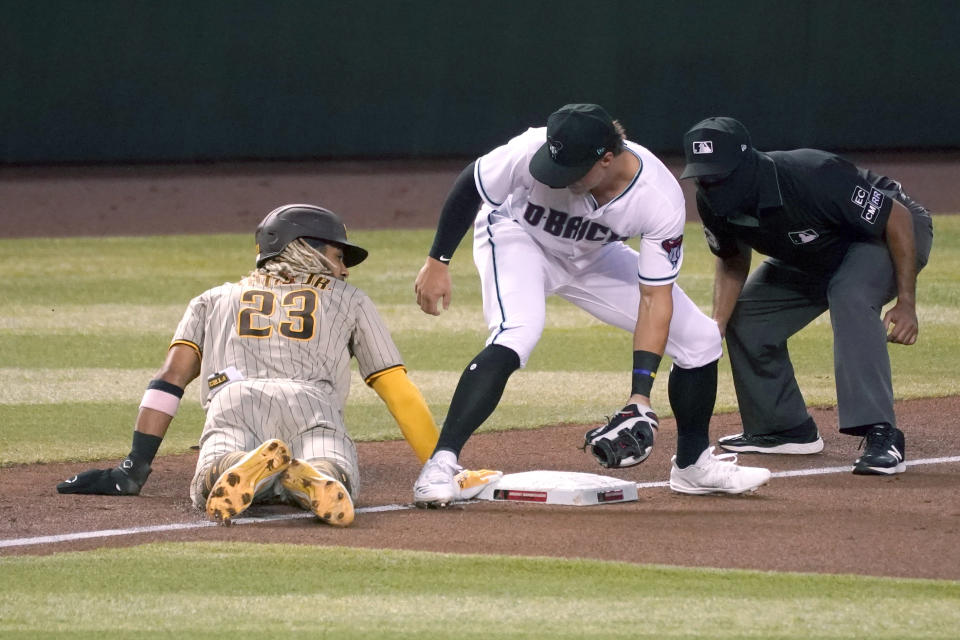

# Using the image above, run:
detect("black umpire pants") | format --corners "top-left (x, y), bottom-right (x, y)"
top-left (725, 194), bottom-right (934, 437)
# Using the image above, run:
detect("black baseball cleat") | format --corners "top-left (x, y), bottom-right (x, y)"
top-left (853, 426), bottom-right (906, 475)
top-left (718, 430), bottom-right (823, 455)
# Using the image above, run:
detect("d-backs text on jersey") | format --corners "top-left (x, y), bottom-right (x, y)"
top-left (522, 203), bottom-right (628, 243)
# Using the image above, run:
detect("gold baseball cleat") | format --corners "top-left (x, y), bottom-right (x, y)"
top-left (280, 459), bottom-right (355, 527)
top-left (205, 439), bottom-right (292, 525)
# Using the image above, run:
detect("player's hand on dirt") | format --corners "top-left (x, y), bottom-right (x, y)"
top-left (56, 464), bottom-right (149, 496)
top-left (414, 257), bottom-right (452, 315)
top-left (883, 301), bottom-right (919, 345)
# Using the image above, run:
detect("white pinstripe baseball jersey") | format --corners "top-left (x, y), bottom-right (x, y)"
top-left (175, 271), bottom-right (403, 506)
top-left (173, 272), bottom-right (403, 413)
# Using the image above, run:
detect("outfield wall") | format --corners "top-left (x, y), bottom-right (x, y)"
top-left (2, 1), bottom-right (959, 164)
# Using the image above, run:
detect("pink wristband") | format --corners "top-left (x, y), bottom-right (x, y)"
top-left (140, 388), bottom-right (181, 417)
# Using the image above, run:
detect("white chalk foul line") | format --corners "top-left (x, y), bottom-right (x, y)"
top-left (3, 456), bottom-right (959, 550)
top-left (635, 454), bottom-right (960, 489)
top-left (0, 503), bottom-right (410, 550)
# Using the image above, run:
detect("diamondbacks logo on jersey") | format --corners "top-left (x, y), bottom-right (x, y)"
top-left (692, 141), bottom-right (713, 154)
top-left (788, 229), bottom-right (820, 245)
top-left (661, 235), bottom-right (683, 268)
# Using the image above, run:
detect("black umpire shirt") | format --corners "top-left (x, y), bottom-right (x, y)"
top-left (695, 149), bottom-right (896, 275)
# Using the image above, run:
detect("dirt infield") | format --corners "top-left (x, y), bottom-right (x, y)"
top-left (4, 399), bottom-right (960, 579)
top-left (1, 154), bottom-right (958, 580)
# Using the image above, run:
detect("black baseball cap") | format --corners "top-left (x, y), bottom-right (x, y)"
top-left (529, 103), bottom-right (619, 188)
top-left (680, 117), bottom-right (752, 179)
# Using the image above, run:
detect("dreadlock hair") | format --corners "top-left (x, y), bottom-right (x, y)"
top-left (254, 238), bottom-right (337, 281)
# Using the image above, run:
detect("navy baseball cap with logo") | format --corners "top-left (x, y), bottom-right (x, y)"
top-left (680, 117), bottom-right (752, 179)
top-left (529, 103), bottom-right (619, 188)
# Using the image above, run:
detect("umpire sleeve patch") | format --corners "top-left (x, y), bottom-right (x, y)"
top-left (851, 186), bottom-right (868, 207)
top-left (861, 188), bottom-right (885, 224)
top-left (851, 186), bottom-right (885, 224)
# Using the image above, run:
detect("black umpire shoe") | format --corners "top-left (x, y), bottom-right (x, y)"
top-left (717, 430), bottom-right (824, 455)
top-left (853, 426), bottom-right (906, 475)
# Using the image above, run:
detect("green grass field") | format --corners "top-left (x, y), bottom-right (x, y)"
top-left (1, 220), bottom-right (958, 465)
top-left (2, 218), bottom-right (958, 638)
top-left (2, 543), bottom-right (959, 639)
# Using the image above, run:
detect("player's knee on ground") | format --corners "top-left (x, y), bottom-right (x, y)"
top-left (191, 450), bottom-right (247, 508)
top-left (303, 458), bottom-right (356, 501)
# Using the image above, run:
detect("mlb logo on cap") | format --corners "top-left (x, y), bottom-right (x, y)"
top-left (680, 117), bottom-right (752, 179)
top-left (692, 141), bottom-right (714, 154)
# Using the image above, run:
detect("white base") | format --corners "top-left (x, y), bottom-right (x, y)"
top-left (474, 470), bottom-right (638, 506)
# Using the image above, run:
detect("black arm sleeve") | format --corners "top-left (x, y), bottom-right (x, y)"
top-left (428, 161), bottom-right (482, 262)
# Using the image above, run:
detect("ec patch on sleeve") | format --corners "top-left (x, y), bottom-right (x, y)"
top-left (851, 186), bottom-right (885, 224)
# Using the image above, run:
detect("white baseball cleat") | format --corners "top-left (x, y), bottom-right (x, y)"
top-left (413, 454), bottom-right (461, 508)
top-left (669, 447), bottom-right (771, 495)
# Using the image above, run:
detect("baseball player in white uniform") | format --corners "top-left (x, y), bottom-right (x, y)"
top-left (57, 204), bottom-right (498, 525)
top-left (413, 104), bottom-right (771, 505)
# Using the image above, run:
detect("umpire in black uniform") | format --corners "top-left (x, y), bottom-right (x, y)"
top-left (680, 117), bottom-right (933, 475)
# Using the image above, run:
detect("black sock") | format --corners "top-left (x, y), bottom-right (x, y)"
top-left (124, 430), bottom-right (163, 483)
top-left (669, 360), bottom-right (718, 468)
top-left (434, 344), bottom-right (521, 456)
top-left (837, 420), bottom-right (877, 437)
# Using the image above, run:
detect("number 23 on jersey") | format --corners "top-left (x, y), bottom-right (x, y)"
top-left (237, 288), bottom-right (319, 341)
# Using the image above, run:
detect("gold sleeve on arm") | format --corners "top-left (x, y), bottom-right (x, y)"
top-left (368, 368), bottom-right (439, 463)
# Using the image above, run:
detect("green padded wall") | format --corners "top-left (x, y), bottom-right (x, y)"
top-left (2, 0), bottom-right (957, 163)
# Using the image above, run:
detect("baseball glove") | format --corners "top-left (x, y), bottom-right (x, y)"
top-left (582, 403), bottom-right (659, 468)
